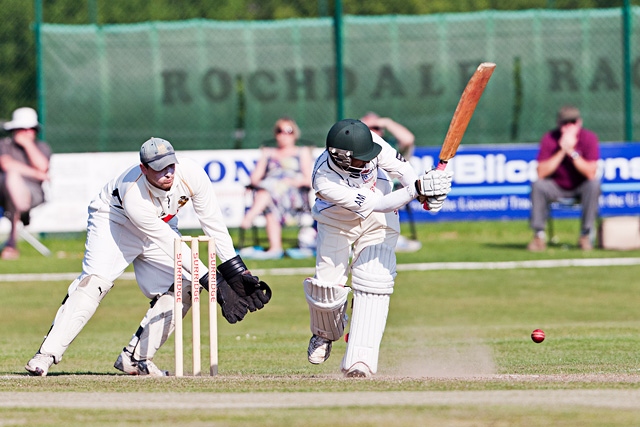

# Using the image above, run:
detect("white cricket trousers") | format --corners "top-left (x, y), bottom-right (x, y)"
top-left (314, 210), bottom-right (400, 285)
top-left (75, 206), bottom-right (194, 299)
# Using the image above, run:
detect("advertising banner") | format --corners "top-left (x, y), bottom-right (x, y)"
top-left (402, 143), bottom-right (640, 222)
top-left (10, 142), bottom-right (640, 234)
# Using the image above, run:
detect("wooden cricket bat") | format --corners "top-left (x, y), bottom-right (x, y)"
top-left (436, 62), bottom-right (496, 171)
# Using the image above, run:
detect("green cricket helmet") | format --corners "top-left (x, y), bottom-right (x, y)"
top-left (326, 119), bottom-right (381, 173)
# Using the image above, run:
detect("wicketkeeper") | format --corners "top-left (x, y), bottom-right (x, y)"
top-left (305, 119), bottom-right (452, 377)
top-left (25, 137), bottom-right (271, 376)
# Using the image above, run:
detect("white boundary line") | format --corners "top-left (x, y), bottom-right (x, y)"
top-left (1, 258), bottom-right (640, 282)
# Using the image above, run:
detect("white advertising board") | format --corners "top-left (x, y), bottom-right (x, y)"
top-left (17, 149), bottom-right (263, 233)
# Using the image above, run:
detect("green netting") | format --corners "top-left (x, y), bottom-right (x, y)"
top-left (41, 8), bottom-right (639, 153)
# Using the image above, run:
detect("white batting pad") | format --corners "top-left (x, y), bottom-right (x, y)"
top-left (341, 290), bottom-right (390, 375)
top-left (351, 244), bottom-right (396, 294)
top-left (304, 277), bottom-right (349, 341)
top-left (128, 283), bottom-right (193, 361)
top-left (40, 275), bottom-right (114, 362)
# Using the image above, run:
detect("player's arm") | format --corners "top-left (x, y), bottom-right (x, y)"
top-left (378, 169), bottom-right (452, 213)
top-left (182, 160), bottom-right (272, 313)
top-left (181, 159), bottom-right (237, 262)
top-left (372, 133), bottom-right (417, 187)
top-left (371, 135), bottom-right (452, 210)
top-left (315, 174), bottom-right (432, 215)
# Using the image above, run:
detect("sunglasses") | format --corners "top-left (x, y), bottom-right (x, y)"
top-left (275, 126), bottom-right (294, 135)
top-left (560, 119), bottom-right (578, 125)
top-left (369, 126), bottom-right (382, 131)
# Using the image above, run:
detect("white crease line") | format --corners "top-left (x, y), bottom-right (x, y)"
top-left (398, 257), bottom-right (640, 271)
top-left (1, 390), bottom-right (640, 409)
top-left (1, 258), bottom-right (640, 282)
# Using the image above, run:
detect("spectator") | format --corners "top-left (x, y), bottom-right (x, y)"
top-left (360, 112), bottom-right (415, 160)
top-left (0, 107), bottom-right (51, 260)
top-left (528, 105), bottom-right (600, 251)
top-left (239, 117), bottom-right (314, 260)
top-left (360, 112), bottom-right (420, 252)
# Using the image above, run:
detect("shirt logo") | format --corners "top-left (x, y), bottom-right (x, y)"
top-left (360, 168), bottom-right (374, 182)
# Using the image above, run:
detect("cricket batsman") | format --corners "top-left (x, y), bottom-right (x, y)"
top-left (305, 119), bottom-right (452, 377)
top-left (25, 137), bottom-right (271, 376)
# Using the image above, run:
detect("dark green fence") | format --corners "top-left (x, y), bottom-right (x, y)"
top-left (2, 2), bottom-right (639, 152)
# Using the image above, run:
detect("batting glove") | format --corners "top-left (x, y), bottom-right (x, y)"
top-left (419, 194), bottom-right (447, 212)
top-left (415, 169), bottom-right (453, 197)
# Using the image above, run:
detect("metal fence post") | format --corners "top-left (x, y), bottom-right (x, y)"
top-left (623, 0), bottom-right (633, 142)
top-left (333, 0), bottom-right (344, 121)
top-left (35, 0), bottom-right (45, 140)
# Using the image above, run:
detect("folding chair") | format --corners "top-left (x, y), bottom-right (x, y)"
top-left (0, 207), bottom-right (51, 257)
top-left (547, 196), bottom-right (582, 245)
top-left (238, 185), bottom-right (313, 250)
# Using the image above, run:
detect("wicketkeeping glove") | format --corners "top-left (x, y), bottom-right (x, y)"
top-left (198, 272), bottom-right (249, 324)
top-left (415, 169), bottom-right (453, 197)
top-left (218, 255), bottom-right (272, 312)
top-left (170, 274), bottom-right (249, 324)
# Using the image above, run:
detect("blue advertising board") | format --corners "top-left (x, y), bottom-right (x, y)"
top-left (400, 142), bottom-right (640, 223)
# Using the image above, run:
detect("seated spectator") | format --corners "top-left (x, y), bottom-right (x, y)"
top-left (360, 112), bottom-right (421, 252)
top-left (360, 112), bottom-right (415, 160)
top-left (240, 117), bottom-right (314, 259)
top-left (528, 105), bottom-right (600, 251)
top-left (0, 107), bottom-right (51, 259)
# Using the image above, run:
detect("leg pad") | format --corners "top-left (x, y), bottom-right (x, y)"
top-left (304, 277), bottom-right (349, 341)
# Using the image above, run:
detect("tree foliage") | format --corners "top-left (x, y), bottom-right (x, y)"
top-left (0, 0), bottom-right (637, 120)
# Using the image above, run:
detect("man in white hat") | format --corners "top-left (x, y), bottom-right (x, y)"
top-left (0, 107), bottom-right (51, 259)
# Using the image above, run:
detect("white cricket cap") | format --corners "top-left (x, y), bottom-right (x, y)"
top-left (139, 137), bottom-right (178, 171)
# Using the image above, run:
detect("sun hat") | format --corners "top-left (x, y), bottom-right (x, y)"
top-left (3, 107), bottom-right (40, 131)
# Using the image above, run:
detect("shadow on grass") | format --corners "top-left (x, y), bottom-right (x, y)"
top-left (481, 242), bottom-right (528, 250)
top-left (15, 371), bottom-right (124, 377)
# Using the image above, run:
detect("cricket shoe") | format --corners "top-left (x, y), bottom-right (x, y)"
top-left (307, 335), bottom-right (332, 364)
top-left (25, 352), bottom-right (55, 377)
top-left (114, 349), bottom-right (168, 377)
top-left (343, 362), bottom-right (373, 378)
top-left (395, 235), bottom-right (422, 253)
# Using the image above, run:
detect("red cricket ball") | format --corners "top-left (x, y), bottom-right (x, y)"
top-left (531, 329), bottom-right (545, 343)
